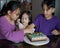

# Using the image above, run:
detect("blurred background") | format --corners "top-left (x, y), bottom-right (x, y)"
top-left (0, 0), bottom-right (60, 21)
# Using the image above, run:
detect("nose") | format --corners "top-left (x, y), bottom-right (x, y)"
top-left (44, 10), bottom-right (47, 15)
top-left (23, 19), bottom-right (25, 23)
top-left (17, 15), bottom-right (19, 18)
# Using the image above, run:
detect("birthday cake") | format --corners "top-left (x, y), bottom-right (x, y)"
top-left (27, 32), bottom-right (47, 42)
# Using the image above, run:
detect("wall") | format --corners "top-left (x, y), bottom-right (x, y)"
top-left (55, 0), bottom-right (60, 18)
top-left (32, 0), bottom-right (43, 21)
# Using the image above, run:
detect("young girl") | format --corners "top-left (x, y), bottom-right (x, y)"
top-left (0, 1), bottom-right (33, 43)
top-left (20, 11), bottom-right (32, 28)
top-left (17, 11), bottom-right (35, 32)
top-left (27, 0), bottom-right (60, 48)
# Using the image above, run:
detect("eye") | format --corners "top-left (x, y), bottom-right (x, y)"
top-left (16, 13), bottom-right (20, 16)
top-left (43, 8), bottom-right (48, 11)
top-left (16, 14), bottom-right (19, 16)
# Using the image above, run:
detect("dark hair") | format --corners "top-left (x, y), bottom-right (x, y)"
top-left (20, 11), bottom-right (32, 25)
top-left (42, 0), bottom-right (55, 9)
top-left (0, 1), bottom-right (22, 16)
top-left (0, 3), bottom-right (6, 16)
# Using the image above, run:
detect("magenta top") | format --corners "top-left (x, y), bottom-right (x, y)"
top-left (0, 16), bottom-right (24, 43)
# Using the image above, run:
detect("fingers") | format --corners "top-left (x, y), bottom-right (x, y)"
top-left (52, 30), bottom-right (59, 35)
top-left (24, 28), bottom-right (35, 34)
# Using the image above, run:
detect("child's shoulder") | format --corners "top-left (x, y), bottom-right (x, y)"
top-left (0, 16), bottom-right (5, 19)
top-left (36, 14), bottom-right (44, 18)
top-left (0, 16), bottom-right (7, 23)
top-left (53, 15), bottom-right (60, 20)
top-left (37, 14), bottom-right (43, 16)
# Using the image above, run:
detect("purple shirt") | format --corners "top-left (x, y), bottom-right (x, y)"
top-left (33, 14), bottom-right (60, 35)
top-left (0, 16), bottom-right (24, 43)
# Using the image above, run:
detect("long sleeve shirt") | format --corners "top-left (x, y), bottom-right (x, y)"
top-left (33, 14), bottom-right (60, 35)
top-left (0, 16), bottom-right (24, 43)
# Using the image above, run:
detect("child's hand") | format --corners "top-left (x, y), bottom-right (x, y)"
top-left (24, 28), bottom-right (35, 34)
top-left (32, 28), bottom-right (35, 33)
top-left (17, 19), bottom-right (20, 24)
top-left (17, 19), bottom-right (24, 29)
top-left (52, 30), bottom-right (60, 35)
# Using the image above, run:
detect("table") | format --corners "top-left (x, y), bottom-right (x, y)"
top-left (24, 36), bottom-right (50, 46)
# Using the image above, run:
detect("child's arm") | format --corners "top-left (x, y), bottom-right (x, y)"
top-left (16, 19), bottom-right (25, 30)
top-left (52, 18), bottom-right (60, 35)
top-left (27, 23), bottom-right (35, 29)
top-left (0, 21), bottom-right (34, 43)
top-left (26, 15), bottom-right (40, 29)
top-left (0, 25), bottom-right (24, 43)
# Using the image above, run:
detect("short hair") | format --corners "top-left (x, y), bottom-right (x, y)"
top-left (20, 11), bottom-right (32, 25)
top-left (42, 0), bottom-right (55, 9)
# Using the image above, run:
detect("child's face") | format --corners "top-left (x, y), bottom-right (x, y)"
top-left (42, 4), bottom-right (55, 18)
top-left (8, 8), bottom-right (20, 21)
top-left (21, 13), bottom-right (30, 27)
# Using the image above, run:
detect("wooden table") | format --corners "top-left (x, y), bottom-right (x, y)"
top-left (16, 42), bottom-right (48, 48)
top-left (0, 35), bottom-right (59, 48)
top-left (17, 35), bottom-right (60, 48)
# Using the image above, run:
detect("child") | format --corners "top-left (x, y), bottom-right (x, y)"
top-left (27, 0), bottom-right (60, 48)
top-left (17, 11), bottom-right (35, 32)
top-left (20, 11), bottom-right (32, 28)
top-left (0, 1), bottom-right (33, 43)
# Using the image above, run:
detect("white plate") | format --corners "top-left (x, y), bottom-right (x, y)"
top-left (24, 36), bottom-right (50, 46)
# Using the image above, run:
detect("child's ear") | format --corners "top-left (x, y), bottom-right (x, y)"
top-left (52, 8), bottom-right (55, 13)
top-left (7, 10), bottom-right (11, 15)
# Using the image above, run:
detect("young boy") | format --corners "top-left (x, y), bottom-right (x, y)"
top-left (27, 0), bottom-right (60, 47)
